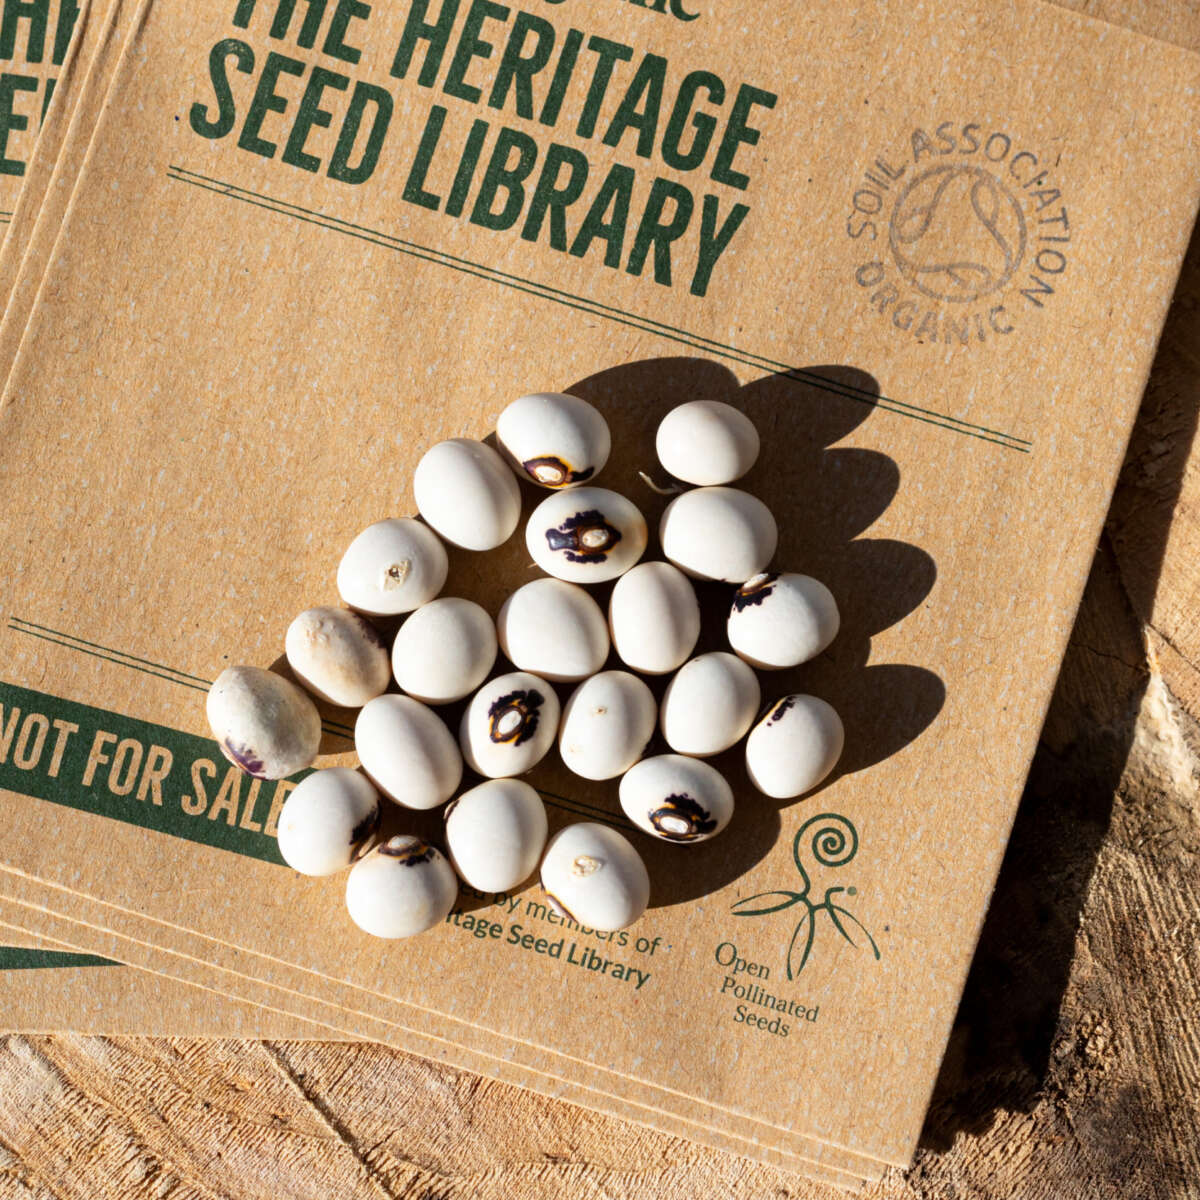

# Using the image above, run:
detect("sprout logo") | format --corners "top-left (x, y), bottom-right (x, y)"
top-left (889, 164), bottom-right (1027, 304)
top-left (730, 813), bottom-right (881, 980)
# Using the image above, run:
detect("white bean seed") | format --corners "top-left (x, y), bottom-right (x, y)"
top-left (206, 665), bottom-right (322, 780)
top-left (337, 518), bottom-right (448, 616)
top-left (459, 671), bottom-right (560, 778)
top-left (540, 823), bottom-right (649, 932)
top-left (608, 561), bottom-right (700, 675)
top-left (656, 400), bottom-right (759, 485)
top-left (496, 392), bottom-right (610, 489)
top-left (355, 693), bottom-right (462, 809)
top-left (526, 487), bottom-right (647, 584)
top-left (413, 438), bottom-right (522, 551)
top-left (285, 607), bottom-right (391, 708)
top-left (497, 578), bottom-right (609, 682)
top-left (659, 487), bottom-right (777, 582)
top-left (277, 767), bottom-right (381, 876)
top-left (620, 755), bottom-right (733, 843)
top-left (727, 573), bottom-right (839, 669)
top-left (558, 671), bottom-right (657, 781)
top-left (660, 652), bottom-right (760, 757)
top-left (745, 694), bottom-right (844, 799)
top-left (345, 836), bottom-right (458, 938)
top-left (392, 597), bottom-right (497, 704)
top-left (444, 778), bottom-right (548, 893)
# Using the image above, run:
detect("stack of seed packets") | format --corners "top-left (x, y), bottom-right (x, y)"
top-left (0, 0), bottom-right (332, 1041)
top-left (0, 0), bottom-right (1197, 1188)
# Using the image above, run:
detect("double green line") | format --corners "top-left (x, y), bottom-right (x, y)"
top-left (165, 163), bottom-right (1033, 455)
top-left (6, 616), bottom-right (354, 742)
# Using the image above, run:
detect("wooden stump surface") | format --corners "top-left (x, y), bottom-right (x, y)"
top-left (2, 63), bottom-right (1200, 1200)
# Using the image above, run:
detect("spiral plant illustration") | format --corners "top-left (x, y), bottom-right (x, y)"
top-left (731, 814), bottom-right (881, 980)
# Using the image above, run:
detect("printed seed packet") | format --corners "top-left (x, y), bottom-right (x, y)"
top-left (0, 0), bottom-right (1197, 1184)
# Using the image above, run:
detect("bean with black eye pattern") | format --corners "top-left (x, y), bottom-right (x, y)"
top-left (620, 755), bottom-right (734, 844)
top-left (728, 572), bottom-right (840, 669)
top-left (459, 671), bottom-right (560, 778)
top-left (526, 487), bottom-right (647, 584)
top-left (496, 391), bottom-right (611, 490)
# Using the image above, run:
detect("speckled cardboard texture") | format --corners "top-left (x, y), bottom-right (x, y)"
top-left (0, 0), bottom-right (82, 243)
top-left (0, 0), bottom-right (105, 335)
top-left (0, 0), bottom-right (1197, 1181)
top-left (0, 8), bottom-right (891, 1181)
top-left (0, 922), bottom-right (340, 1039)
top-left (0, 895), bottom-right (872, 1189)
top-left (0, 0), bottom-right (366, 1049)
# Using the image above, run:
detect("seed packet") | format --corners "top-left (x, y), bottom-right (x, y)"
top-left (0, 0), bottom-right (1196, 1184)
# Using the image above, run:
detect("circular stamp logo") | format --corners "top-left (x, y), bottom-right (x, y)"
top-left (846, 123), bottom-right (1071, 347)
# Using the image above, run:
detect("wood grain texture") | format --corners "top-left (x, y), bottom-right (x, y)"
top-left (2, 62), bottom-right (1199, 1200)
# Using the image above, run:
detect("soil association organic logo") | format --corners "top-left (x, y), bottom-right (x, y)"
top-left (731, 813), bottom-right (881, 980)
top-left (846, 122), bottom-right (1072, 347)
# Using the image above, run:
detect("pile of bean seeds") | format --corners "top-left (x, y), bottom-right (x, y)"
top-left (205, 394), bottom-right (842, 938)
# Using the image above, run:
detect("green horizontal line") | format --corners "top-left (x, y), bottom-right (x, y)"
top-left (11, 617), bottom-right (212, 685)
top-left (166, 164), bottom-right (1030, 454)
top-left (541, 795), bottom-right (629, 831)
top-left (169, 163), bottom-right (1030, 447)
top-left (538, 787), bottom-right (634, 831)
top-left (538, 786), bottom-right (620, 821)
top-left (8, 622), bottom-right (210, 693)
top-left (7, 619), bottom-right (352, 741)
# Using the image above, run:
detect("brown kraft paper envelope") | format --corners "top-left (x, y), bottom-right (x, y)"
top-left (0, 0), bottom-right (106, 318)
top-left (0, 0), bottom-right (82, 241)
top-left (0, 0), bottom-right (1197, 1177)
top-left (0, 868), bottom-right (889, 1184)
top-left (0, 0), bottom-right (368, 1049)
top-left (0, 4), bottom-right (897, 1182)
top-left (1, 0), bottom-right (1196, 1081)
top-left (0, 96), bottom-right (891, 1190)
top-left (0, 0), bottom-right (375, 1050)
top-left (0, 891), bottom-right (873, 1189)
top-left (0, 14), bottom-right (892, 1181)
top-left (0, 0), bottom-right (356, 1048)
top-left (0, 924), bottom-right (342, 1039)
